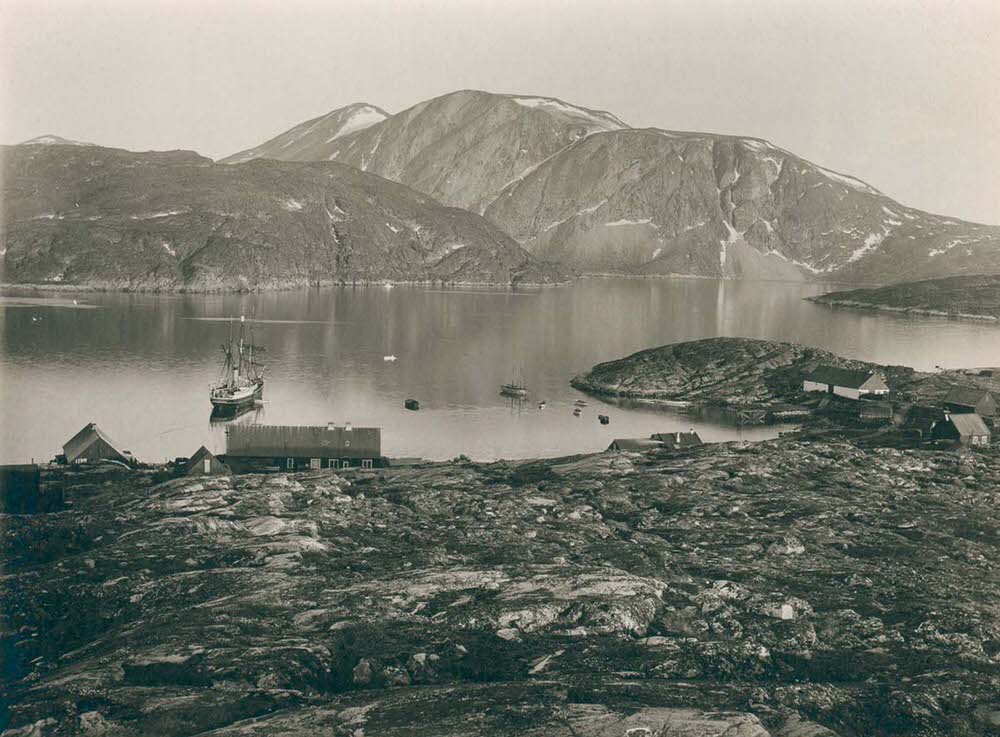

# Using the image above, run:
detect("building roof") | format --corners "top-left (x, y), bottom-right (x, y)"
top-left (649, 431), bottom-right (703, 448)
top-left (226, 424), bottom-right (381, 459)
top-left (189, 446), bottom-right (216, 464)
top-left (608, 438), bottom-right (663, 452)
top-left (944, 413), bottom-right (990, 438)
top-left (859, 401), bottom-right (893, 415)
top-left (62, 422), bottom-right (126, 462)
top-left (804, 365), bottom-right (883, 390)
top-left (944, 385), bottom-right (994, 408)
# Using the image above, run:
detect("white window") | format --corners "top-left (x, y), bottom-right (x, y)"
top-left (310, 458), bottom-right (321, 469)
top-left (203, 458), bottom-right (211, 473)
top-left (362, 459), bottom-right (373, 469)
top-left (287, 457), bottom-right (294, 469)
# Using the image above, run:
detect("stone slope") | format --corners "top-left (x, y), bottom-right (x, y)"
top-left (3, 442), bottom-right (1000, 736)
top-left (484, 129), bottom-right (1000, 282)
top-left (220, 103), bottom-right (390, 164)
top-left (0, 143), bottom-right (566, 291)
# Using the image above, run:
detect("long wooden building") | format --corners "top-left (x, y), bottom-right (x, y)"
top-left (61, 423), bottom-right (132, 465)
top-left (224, 423), bottom-right (384, 472)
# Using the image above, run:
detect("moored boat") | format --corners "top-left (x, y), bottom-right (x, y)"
top-left (210, 315), bottom-right (265, 412)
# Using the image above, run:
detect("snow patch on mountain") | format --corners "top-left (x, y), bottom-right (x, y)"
top-left (509, 96), bottom-right (626, 132)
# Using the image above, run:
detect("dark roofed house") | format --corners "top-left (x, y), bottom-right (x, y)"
top-left (943, 386), bottom-right (996, 418)
top-left (186, 446), bottom-right (232, 477)
top-left (932, 413), bottom-right (991, 448)
top-left (607, 438), bottom-right (663, 452)
top-left (225, 423), bottom-right (384, 472)
top-left (803, 365), bottom-right (889, 400)
top-left (62, 423), bottom-right (132, 465)
top-left (649, 430), bottom-right (703, 449)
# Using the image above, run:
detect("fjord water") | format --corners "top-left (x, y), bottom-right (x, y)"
top-left (3, 278), bottom-right (999, 465)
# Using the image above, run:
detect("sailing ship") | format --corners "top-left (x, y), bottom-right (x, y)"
top-left (210, 315), bottom-right (265, 415)
top-left (500, 367), bottom-right (528, 398)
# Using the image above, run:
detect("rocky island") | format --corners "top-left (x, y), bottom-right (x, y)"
top-left (809, 274), bottom-right (1000, 323)
top-left (3, 440), bottom-right (1000, 736)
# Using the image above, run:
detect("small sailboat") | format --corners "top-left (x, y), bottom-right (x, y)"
top-left (537, 401), bottom-right (547, 410)
top-left (210, 315), bottom-right (265, 415)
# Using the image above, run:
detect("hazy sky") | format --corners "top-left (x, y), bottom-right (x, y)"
top-left (2, 0), bottom-right (998, 224)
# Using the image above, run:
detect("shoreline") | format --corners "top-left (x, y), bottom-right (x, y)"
top-left (808, 297), bottom-right (1000, 324)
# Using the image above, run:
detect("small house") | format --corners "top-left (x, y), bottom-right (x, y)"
top-left (904, 405), bottom-right (946, 438)
top-left (931, 413), bottom-right (991, 448)
top-left (858, 401), bottom-right (894, 422)
top-left (62, 423), bottom-right (132, 465)
top-left (803, 365), bottom-right (889, 400)
top-left (225, 423), bottom-right (384, 473)
top-left (607, 438), bottom-right (663, 452)
top-left (943, 386), bottom-right (996, 418)
top-left (649, 430), bottom-right (703, 449)
top-left (186, 446), bottom-right (232, 477)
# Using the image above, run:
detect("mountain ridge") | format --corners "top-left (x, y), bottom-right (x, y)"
top-left (1, 143), bottom-right (567, 291)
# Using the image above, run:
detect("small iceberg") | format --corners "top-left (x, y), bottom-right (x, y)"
top-left (383, 355), bottom-right (397, 362)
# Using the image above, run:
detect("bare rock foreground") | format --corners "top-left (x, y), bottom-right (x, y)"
top-left (3, 440), bottom-right (999, 735)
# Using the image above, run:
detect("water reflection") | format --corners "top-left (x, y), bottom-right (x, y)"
top-left (2, 278), bottom-right (999, 464)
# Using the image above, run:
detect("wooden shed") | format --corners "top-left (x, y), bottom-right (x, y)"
top-left (186, 446), bottom-right (232, 476)
top-left (62, 423), bottom-right (132, 465)
top-left (607, 438), bottom-right (664, 452)
top-left (943, 386), bottom-right (997, 418)
top-left (225, 423), bottom-right (384, 473)
top-left (932, 413), bottom-right (991, 448)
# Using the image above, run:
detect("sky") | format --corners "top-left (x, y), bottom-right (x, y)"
top-left (2, 0), bottom-right (998, 224)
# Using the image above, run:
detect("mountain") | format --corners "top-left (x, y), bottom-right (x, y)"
top-left (224, 89), bottom-right (628, 212)
top-left (484, 130), bottom-right (1000, 282)
top-left (810, 273), bottom-right (1000, 321)
top-left (1, 143), bottom-right (566, 291)
top-left (220, 103), bottom-right (390, 164)
top-left (18, 133), bottom-right (93, 146)
top-left (226, 90), bottom-right (1000, 284)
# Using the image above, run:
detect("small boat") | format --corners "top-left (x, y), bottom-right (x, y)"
top-left (573, 408), bottom-right (583, 417)
top-left (598, 414), bottom-right (610, 425)
top-left (574, 399), bottom-right (588, 407)
top-left (384, 355), bottom-right (398, 362)
top-left (537, 401), bottom-right (547, 410)
top-left (210, 315), bottom-right (265, 412)
top-left (404, 398), bottom-right (420, 411)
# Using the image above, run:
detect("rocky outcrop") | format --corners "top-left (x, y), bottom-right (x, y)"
top-left (810, 273), bottom-right (1000, 321)
top-left (0, 143), bottom-right (568, 290)
top-left (3, 440), bottom-right (999, 735)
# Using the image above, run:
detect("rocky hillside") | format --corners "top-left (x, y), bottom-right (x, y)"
top-left (17, 134), bottom-right (92, 146)
top-left (3, 444), bottom-right (999, 736)
top-left (0, 143), bottom-right (567, 291)
top-left (227, 90), bottom-right (1000, 284)
top-left (570, 337), bottom-right (906, 405)
top-left (224, 89), bottom-right (628, 213)
top-left (485, 129), bottom-right (1000, 281)
top-left (221, 103), bottom-right (390, 164)
top-left (810, 273), bottom-right (1000, 321)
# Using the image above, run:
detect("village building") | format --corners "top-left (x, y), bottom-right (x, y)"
top-left (904, 405), bottom-right (946, 438)
top-left (802, 365), bottom-right (890, 401)
top-left (943, 386), bottom-right (997, 418)
top-left (931, 413), bottom-right (991, 448)
top-left (61, 423), bottom-right (132, 465)
top-left (607, 438), bottom-right (663, 452)
top-left (858, 401), bottom-right (894, 422)
top-left (649, 430), bottom-right (703, 449)
top-left (186, 446), bottom-right (232, 477)
top-left (224, 423), bottom-right (384, 473)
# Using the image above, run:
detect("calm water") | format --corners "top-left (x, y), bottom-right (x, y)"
top-left (3, 278), bottom-right (999, 465)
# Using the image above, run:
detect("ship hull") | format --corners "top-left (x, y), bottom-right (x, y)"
top-left (210, 380), bottom-right (264, 409)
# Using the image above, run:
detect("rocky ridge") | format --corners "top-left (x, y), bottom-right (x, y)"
top-left (0, 143), bottom-right (567, 291)
top-left (3, 441), bottom-right (999, 736)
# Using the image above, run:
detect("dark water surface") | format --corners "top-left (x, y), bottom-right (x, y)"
top-left (3, 278), bottom-right (999, 464)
